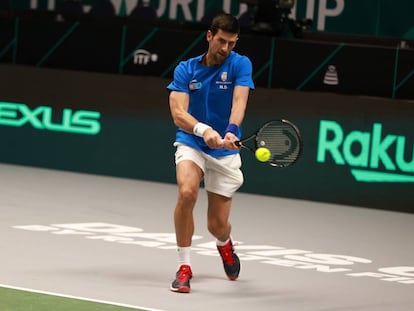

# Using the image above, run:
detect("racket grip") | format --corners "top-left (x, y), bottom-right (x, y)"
top-left (235, 141), bottom-right (242, 147)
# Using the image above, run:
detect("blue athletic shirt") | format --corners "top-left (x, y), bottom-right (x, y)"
top-left (167, 51), bottom-right (255, 158)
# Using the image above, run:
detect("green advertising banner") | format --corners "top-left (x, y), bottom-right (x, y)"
top-left (7, 0), bottom-right (414, 39)
top-left (1, 64), bottom-right (413, 212)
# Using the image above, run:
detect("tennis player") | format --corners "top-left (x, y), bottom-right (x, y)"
top-left (167, 13), bottom-right (255, 293)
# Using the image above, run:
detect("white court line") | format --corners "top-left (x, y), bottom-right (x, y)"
top-left (0, 284), bottom-right (166, 311)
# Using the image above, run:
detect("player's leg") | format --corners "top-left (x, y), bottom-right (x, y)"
top-left (171, 145), bottom-right (205, 293)
top-left (207, 191), bottom-right (240, 280)
top-left (204, 154), bottom-right (243, 280)
top-left (206, 192), bottom-right (232, 242)
top-left (174, 160), bottom-right (203, 247)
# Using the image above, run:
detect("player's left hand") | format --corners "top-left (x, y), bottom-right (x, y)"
top-left (223, 133), bottom-right (240, 150)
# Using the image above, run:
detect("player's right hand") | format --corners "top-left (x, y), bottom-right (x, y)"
top-left (204, 128), bottom-right (224, 149)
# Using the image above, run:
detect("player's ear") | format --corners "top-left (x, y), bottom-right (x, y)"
top-left (206, 30), bottom-right (213, 42)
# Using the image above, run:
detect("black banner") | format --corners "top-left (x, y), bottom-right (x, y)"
top-left (1, 12), bottom-right (413, 99)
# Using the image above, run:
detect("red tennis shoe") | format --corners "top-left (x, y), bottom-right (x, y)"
top-left (170, 264), bottom-right (192, 293)
top-left (217, 239), bottom-right (240, 280)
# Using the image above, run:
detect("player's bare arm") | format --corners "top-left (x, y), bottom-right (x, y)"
top-left (169, 90), bottom-right (224, 149)
top-left (169, 91), bottom-right (195, 131)
top-left (224, 85), bottom-right (250, 150)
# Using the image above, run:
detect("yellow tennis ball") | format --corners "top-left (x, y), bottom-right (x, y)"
top-left (255, 147), bottom-right (271, 162)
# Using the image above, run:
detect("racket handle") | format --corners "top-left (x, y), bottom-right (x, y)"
top-left (235, 141), bottom-right (242, 147)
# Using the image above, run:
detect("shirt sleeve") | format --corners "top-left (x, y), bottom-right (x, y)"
top-left (166, 61), bottom-right (190, 93)
top-left (234, 56), bottom-right (255, 90)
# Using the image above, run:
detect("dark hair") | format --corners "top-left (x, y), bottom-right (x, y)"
top-left (209, 13), bottom-right (240, 36)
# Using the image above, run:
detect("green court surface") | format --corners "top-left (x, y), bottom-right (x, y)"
top-left (0, 286), bottom-right (154, 311)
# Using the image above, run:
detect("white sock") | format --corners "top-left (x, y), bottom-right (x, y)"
top-left (177, 246), bottom-right (191, 268)
top-left (216, 237), bottom-right (230, 246)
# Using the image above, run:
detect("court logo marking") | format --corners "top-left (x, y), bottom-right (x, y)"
top-left (13, 222), bottom-right (414, 285)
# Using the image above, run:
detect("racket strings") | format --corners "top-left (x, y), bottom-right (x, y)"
top-left (256, 123), bottom-right (301, 166)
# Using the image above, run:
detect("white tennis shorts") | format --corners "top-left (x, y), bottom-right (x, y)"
top-left (174, 143), bottom-right (244, 198)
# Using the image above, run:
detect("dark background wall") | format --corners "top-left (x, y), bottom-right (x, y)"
top-left (1, 9), bottom-right (413, 100)
top-left (1, 64), bottom-right (413, 213)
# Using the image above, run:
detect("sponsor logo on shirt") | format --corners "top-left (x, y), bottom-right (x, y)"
top-left (216, 71), bottom-right (232, 90)
top-left (189, 80), bottom-right (202, 90)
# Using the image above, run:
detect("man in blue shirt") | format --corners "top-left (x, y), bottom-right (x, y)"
top-left (167, 13), bottom-right (255, 293)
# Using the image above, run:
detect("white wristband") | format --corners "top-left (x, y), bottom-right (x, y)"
top-left (193, 122), bottom-right (212, 137)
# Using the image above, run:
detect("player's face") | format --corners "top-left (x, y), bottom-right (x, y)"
top-left (207, 29), bottom-right (238, 65)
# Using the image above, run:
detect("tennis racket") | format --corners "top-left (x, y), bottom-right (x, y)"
top-left (235, 119), bottom-right (303, 167)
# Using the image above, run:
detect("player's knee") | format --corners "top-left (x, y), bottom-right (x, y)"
top-left (178, 187), bottom-right (198, 207)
